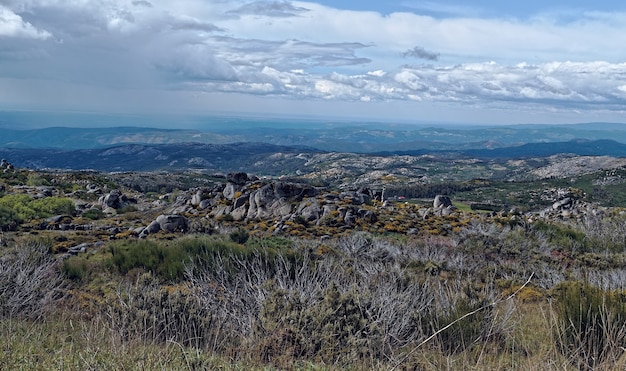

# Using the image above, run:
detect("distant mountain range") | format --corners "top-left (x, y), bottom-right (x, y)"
top-left (2, 139), bottom-right (626, 174)
top-left (0, 142), bottom-right (322, 173)
top-left (2, 114), bottom-right (626, 175)
top-left (2, 118), bottom-right (626, 153)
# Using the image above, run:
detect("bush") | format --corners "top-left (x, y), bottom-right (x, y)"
top-left (554, 281), bottom-right (626, 369)
top-left (82, 208), bottom-right (105, 220)
top-left (107, 273), bottom-right (215, 347)
top-left (116, 205), bottom-right (138, 214)
top-left (0, 205), bottom-right (20, 231)
top-left (229, 228), bottom-right (250, 244)
top-left (108, 240), bottom-right (188, 280)
top-left (62, 256), bottom-right (89, 282)
top-left (108, 237), bottom-right (256, 281)
top-left (0, 195), bottom-right (75, 228)
top-left (0, 241), bottom-right (65, 318)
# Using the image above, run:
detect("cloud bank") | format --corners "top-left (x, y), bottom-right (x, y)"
top-left (1, 0), bottom-right (626, 121)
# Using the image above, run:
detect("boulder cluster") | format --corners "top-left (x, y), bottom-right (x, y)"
top-left (1, 159), bottom-right (14, 173)
top-left (155, 172), bottom-right (378, 233)
top-left (98, 189), bottom-right (136, 212)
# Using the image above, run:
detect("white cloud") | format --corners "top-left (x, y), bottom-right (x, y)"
top-left (2, 0), bottom-right (626, 121)
top-left (0, 5), bottom-right (51, 39)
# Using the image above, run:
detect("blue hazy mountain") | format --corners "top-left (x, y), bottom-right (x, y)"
top-left (2, 111), bottom-right (626, 153)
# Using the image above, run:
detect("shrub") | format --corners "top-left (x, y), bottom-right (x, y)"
top-left (116, 205), bottom-right (138, 214)
top-left (108, 237), bottom-right (257, 281)
top-left (82, 208), bottom-right (105, 220)
top-left (62, 256), bottom-right (89, 282)
top-left (432, 295), bottom-right (492, 354)
top-left (0, 240), bottom-right (65, 318)
top-left (0, 195), bottom-right (75, 227)
top-left (108, 240), bottom-right (188, 280)
top-left (218, 213), bottom-right (234, 222)
top-left (554, 281), bottom-right (626, 369)
top-left (229, 227), bottom-right (250, 244)
top-left (107, 273), bottom-right (215, 348)
top-left (0, 205), bottom-right (20, 231)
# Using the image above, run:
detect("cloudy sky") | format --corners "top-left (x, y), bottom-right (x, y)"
top-left (2, 0), bottom-right (626, 124)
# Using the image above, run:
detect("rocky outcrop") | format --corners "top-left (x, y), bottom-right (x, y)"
top-left (433, 195), bottom-right (453, 209)
top-left (172, 175), bottom-right (380, 231)
top-left (1, 159), bottom-right (15, 173)
top-left (139, 214), bottom-right (189, 237)
top-left (431, 195), bottom-right (456, 216)
top-left (99, 190), bottom-right (136, 211)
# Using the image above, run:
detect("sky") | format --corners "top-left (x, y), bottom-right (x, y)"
top-left (2, 0), bottom-right (626, 125)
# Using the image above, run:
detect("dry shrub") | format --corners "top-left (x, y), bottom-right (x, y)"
top-left (106, 273), bottom-right (216, 349)
top-left (554, 281), bottom-right (626, 370)
top-left (0, 240), bottom-right (65, 318)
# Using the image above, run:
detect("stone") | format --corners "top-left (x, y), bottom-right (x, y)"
top-left (99, 190), bottom-right (135, 209)
top-left (227, 172), bottom-right (249, 185)
top-left (145, 220), bottom-right (161, 234)
top-left (433, 195), bottom-right (453, 209)
top-left (156, 214), bottom-right (189, 233)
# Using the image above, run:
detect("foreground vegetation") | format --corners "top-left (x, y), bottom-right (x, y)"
top-left (3, 214), bottom-right (626, 369)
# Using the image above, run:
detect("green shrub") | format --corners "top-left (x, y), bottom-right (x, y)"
top-left (533, 220), bottom-right (587, 252)
top-left (82, 208), bottom-right (105, 220)
top-left (31, 197), bottom-right (75, 216)
top-left (229, 228), bottom-right (250, 244)
top-left (62, 256), bottom-right (89, 281)
top-left (116, 205), bottom-right (138, 214)
top-left (108, 237), bottom-right (257, 281)
top-left (108, 240), bottom-right (188, 280)
top-left (0, 195), bottom-right (75, 227)
top-left (218, 213), bottom-right (234, 222)
top-left (257, 282), bottom-right (374, 364)
top-left (0, 205), bottom-right (20, 231)
top-left (554, 281), bottom-right (626, 369)
top-left (433, 296), bottom-right (491, 354)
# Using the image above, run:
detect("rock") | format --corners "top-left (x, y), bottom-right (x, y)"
top-left (144, 220), bottom-right (161, 234)
top-left (552, 197), bottom-right (573, 210)
top-left (357, 209), bottom-right (377, 223)
top-left (156, 214), bottom-right (189, 233)
top-left (191, 189), bottom-right (209, 206)
top-left (343, 210), bottom-right (356, 225)
top-left (68, 243), bottom-right (89, 255)
top-left (297, 200), bottom-right (322, 222)
top-left (99, 190), bottom-right (135, 209)
top-left (433, 195), bottom-right (453, 209)
top-left (198, 199), bottom-right (213, 210)
top-left (227, 172), bottom-right (249, 185)
top-left (441, 205), bottom-right (456, 216)
top-left (223, 182), bottom-right (241, 200)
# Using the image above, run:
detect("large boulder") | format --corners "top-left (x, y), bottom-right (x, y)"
top-left (227, 172), bottom-right (249, 185)
top-left (223, 182), bottom-right (241, 200)
top-left (99, 190), bottom-right (134, 210)
top-left (191, 188), bottom-right (211, 207)
top-left (156, 214), bottom-right (189, 233)
top-left (433, 195), bottom-right (453, 209)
